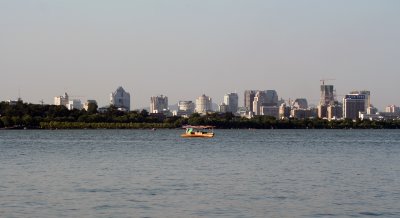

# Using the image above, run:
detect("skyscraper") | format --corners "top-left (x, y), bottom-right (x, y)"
top-left (110, 86), bottom-right (130, 111)
top-left (319, 82), bottom-right (336, 119)
top-left (150, 95), bottom-right (168, 113)
top-left (244, 90), bottom-right (257, 112)
top-left (223, 92), bottom-right (239, 113)
top-left (195, 94), bottom-right (212, 114)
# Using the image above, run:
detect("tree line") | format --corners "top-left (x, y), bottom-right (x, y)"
top-left (1, 101), bottom-right (400, 129)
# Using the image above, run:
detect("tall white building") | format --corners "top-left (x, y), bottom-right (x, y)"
top-left (223, 93), bottom-right (239, 113)
top-left (54, 92), bottom-right (69, 107)
top-left (150, 95), bottom-right (168, 113)
top-left (195, 94), bottom-right (212, 114)
top-left (110, 86), bottom-right (130, 111)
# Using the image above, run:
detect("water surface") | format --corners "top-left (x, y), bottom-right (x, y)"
top-left (0, 130), bottom-right (399, 217)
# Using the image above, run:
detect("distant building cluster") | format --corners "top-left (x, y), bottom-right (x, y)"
top-left (54, 92), bottom-right (97, 111)
top-left (47, 82), bottom-right (400, 121)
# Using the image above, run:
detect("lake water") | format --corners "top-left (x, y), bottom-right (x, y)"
top-left (0, 129), bottom-right (399, 217)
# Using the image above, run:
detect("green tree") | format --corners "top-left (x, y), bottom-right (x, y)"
top-left (140, 109), bottom-right (149, 118)
top-left (1, 116), bottom-right (12, 127)
top-left (22, 114), bottom-right (33, 126)
top-left (12, 116), bottom-right (22, 126)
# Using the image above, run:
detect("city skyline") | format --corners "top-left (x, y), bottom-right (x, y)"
top-left (1, 1), bottom-right (400, 109)
top-left (0, 82), bottom-right (396, 111)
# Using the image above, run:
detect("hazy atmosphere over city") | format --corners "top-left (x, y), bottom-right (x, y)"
top-left (1, 0), bottom-right (399, 110)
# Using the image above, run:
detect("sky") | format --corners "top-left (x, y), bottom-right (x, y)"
top-left (1, 0), bottom-right (399, 110)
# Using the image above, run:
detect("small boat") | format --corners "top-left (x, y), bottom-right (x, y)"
top-left (181, 125), bottom-right (215, 138)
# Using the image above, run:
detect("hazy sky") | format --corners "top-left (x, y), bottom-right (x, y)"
top-left (1, 0), bottom-right (399, 110)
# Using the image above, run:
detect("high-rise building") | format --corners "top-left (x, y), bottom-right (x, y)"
top-left (150, 95), bottom-right (168, 113)
top-left (244, 90), bottom-right (257, 112)
top-left (110, 86), bottom-right (130, 111)
top-left (320, 84), bottom-right (335, 106)
top-left (264, 90), bottom-right (279, 106)
top-left (54, 92), bottom-right (69, 107)
top-left (319, 82), bottom-right (336, 119)
top-left (343, 94), bottom-right (366, 119)
top-left (223, 93), bottom-right (239, 113)
top-left (195, 94), bottom-right (212, 114)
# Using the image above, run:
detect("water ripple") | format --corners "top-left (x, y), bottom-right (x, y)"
top-left (0, 129), bottom-right (399, 217)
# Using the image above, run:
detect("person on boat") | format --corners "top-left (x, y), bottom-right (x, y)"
top-left (186, 128), bottom-right (194, 134)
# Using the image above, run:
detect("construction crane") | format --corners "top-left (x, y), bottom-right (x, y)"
top-left (320, 78), bottom-right (336, 86)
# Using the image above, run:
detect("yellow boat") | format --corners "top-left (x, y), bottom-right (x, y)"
top-left (181, 125), bottom-right (215, 138)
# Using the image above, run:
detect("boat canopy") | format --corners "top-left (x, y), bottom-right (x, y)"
top-left (182, 125), bottom-right (215, 129)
